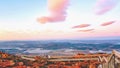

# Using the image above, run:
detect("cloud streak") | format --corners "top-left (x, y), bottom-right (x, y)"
top-left (72, 24), bottom-right (90, 29)
top-left (101, 21), bottom-right (115, 26)
top-left (37, 0), bottom-right (69, 23)
top-left (77, 29), bottom-right (94, 32)
top-left (95, 0), bottom-right (119, 15)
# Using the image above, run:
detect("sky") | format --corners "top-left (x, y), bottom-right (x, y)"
top-left (0, 0), bottom-right (120, 40)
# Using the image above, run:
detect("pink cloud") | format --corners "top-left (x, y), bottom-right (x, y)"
top-left (101, 21), bottom-right (115, 26)
top-left (37, 0), bottom-right (69, 24)
top-left (72, 24), bottom-right (90, 28)
top-left (77, 29), bottom-right (94, 32)
top-left (95, 0), bottom-right (119, 15)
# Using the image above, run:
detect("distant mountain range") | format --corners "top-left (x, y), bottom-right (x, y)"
top-left (0, 40), bottom-right (120, 54)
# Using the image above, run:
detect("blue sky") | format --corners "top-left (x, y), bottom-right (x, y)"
top-left (0, 0), bottom-right (120, 40)
top-left (0, 0), bottom-right (44, 19)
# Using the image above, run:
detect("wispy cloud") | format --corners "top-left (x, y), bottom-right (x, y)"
top-left (37, 0), bottom-right (69, 24)
top-left (77, 29), bottom-right (94, 32)
top-left (94, 0), bottom-right (119, 15)
top-left (72, 24), bottom-right (90, 29)
top-left (101, 21), bottom-right (115, 26)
